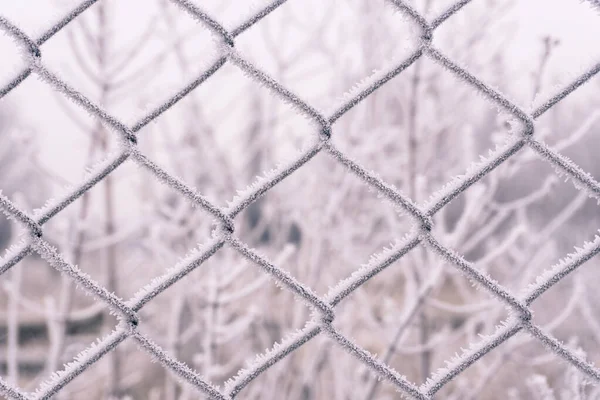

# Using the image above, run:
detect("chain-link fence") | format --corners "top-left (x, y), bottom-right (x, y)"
top-left (1, 0), bottom-right (600, 399)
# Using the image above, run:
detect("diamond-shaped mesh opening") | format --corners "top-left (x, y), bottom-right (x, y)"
top-left (332, 239), bottom-right (512, 385)
top-left (133, 244), bottom-right (314, 388)
top-left (136, 62), bottom-right (319, 203)
top-left (32, 157), bottom-right (223, 301)
top-left (332, 56), bottom-right (519, 202)
top-left (430, 147), bottom-right (600, 292)
top-left (235, 151), bottom-right (412, 294)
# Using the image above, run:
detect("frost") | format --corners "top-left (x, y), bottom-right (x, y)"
top-left (130, 53), bottom-right (225, 132)
top-left (30, 60), bottom-right (136, 145)
top-left (229, 0), bottom-right (288, 37)
top-left (34, 329), bottom-right (128, 400)
top-left (423, 134), bottom-right (526, 216)
top-left (131, 149), bottom-right (232, 230)
top-left (133, 332), bottom-right (225, 399)
top-left (225, 137), bottom-right (322, 218)
top-left (0, 240), bottom-right (33, 275)
top-left (170, 0), bottom-right (234, 47)
top-left (327, 43), bottom-right (419, 124)
top-left (31, 237), bottom-right (138, 323)
top-left (0, 377), bottom-right (27, 400)
top-left (322, 323), bottom-right (426, 399)
top-left (522, 232), bottom-right (600, 305)
top-left (528, 139), bottom-right (600, 202)
top-left (224, 322), bottom-right (321, 396)
top-left (227, 235), bottom-right (334, 321)
top-left (228, 47), bottom-right (330, 132)
top-left (526, 324), bottom-right (600, 383)
top-left (424, 234), bottom-right (532, 320)
top-left (32, 151), bottom-right (130, 224)
top-left (127, 237), bottom-right (225, 311)
top-left (1, 0), bottom-right (599, 398)
top-left (426, 46), bottom-right (534, 133)
top-left (0, 15), bottom-right (41, 61)
top-left (422, 318), bottom-right (522, 397)
top-left (532, 61), bottom-right (600, 119)
top-left (325, 230), bottom-right (420, 306)
top-left (325, 143), bottom-right (431, 228)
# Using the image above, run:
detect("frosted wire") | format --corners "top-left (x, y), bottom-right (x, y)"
top-left (1, 0), bottom-right (600, 399)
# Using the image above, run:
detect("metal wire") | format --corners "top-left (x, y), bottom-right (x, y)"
top-left (0, 0), bottom-right (599, 398)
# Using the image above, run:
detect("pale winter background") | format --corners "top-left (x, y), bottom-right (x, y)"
top-left (0, 0), bottom-right (600, 399)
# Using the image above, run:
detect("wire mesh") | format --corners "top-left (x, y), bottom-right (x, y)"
top-left (0, 0), bottom-right (599, 399)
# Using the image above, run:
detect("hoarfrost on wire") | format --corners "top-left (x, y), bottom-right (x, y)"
top-left (0, 0), bottom-right (599, 399)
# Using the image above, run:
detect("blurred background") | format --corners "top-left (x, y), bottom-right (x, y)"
top-left (0, 0), bottom-right (600, 399)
